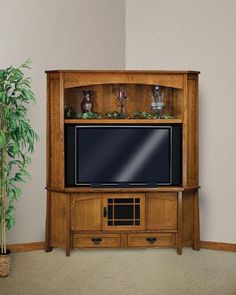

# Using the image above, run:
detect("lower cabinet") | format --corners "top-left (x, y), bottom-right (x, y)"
top-left (47, 189), bottom-right (200, 255)
top-left (71, 192), bottom-right (178, 250)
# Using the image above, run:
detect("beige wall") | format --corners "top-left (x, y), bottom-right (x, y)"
top-left (1, 0), bottom-right (236, 245)
top-left (126, 0), bottom-right (236, 243)
top-left (0, 0), bottom-right (125, 243)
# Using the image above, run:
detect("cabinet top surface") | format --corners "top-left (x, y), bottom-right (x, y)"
top-left (45, 69), bottom-right (200, 74)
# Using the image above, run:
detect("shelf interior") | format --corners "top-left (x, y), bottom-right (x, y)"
top-left (64, 83), bottom-right (183, 120)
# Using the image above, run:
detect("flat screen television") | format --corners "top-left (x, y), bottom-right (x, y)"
top-left (65, 125), bottom-right (182, 187)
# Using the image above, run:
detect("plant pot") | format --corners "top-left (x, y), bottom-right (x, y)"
top-left (0, 249), bottom-right (11, 278)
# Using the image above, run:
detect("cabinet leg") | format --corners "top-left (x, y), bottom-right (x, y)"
top-left (66, 248), bottom-right (70, 257)
top-left (66, 195), bottom-right (71, 257)
top-left (45, 243), bottom-right (52, 253)
top-left (177, 244), bottom-right (182, 255)
top-left (177, 192), bottom-right (183, 255)
top-left (193, 191), bottom-right (200, 251)
top-left (45, 192), bottom-right (52, 252)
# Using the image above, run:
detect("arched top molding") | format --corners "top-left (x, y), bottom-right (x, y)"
top-left (46, 70), bottom-right (199, 90)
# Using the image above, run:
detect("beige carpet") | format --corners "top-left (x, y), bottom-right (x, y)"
top-left (0, 248), bottom-right (236, 295)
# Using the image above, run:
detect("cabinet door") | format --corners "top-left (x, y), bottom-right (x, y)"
top-left (146, 193), bottom-right (177, 230)
top-left (103, 194), bottom-right (145, 231)
top-left (71, 194), bottom-right (102, 231)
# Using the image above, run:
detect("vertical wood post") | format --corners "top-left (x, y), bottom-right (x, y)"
top-left (66, 194), bottom-right (71, 256)
top-left (177, 191), bottom-right (183, 255)
top-left (193, 190), bottom-right (200, 250)
top-left (45, 192), bottom-right (52, 252)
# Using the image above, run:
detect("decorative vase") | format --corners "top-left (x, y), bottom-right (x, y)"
top-left (0, 249), bottom-right (11, 278)
top-left (150, 85), bottom-right (165, 117)
top-left (117, 90), bottom-right (127, 115)
top-left (81, 90), bottom-right (93, 113)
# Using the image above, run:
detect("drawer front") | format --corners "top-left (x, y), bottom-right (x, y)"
top-left (128, 233), bottom-right (174, 247)
top-left (73, 234), bottom-right (121, 248)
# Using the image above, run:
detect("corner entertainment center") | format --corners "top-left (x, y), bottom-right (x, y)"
top-left (45, 70), bottom-right (200, 256)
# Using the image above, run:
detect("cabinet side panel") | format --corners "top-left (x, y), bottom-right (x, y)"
top-left (47, 74), bottom-right (64, 188)
top-left (50, 192), bottom-right (70, 247)
top-left (182, 191), bottom-right (194, 246)
top-left (183, 76), bottom-right (199, 187)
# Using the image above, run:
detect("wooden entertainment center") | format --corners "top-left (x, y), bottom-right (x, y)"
top-left (45, 70), bottom-right (200, 256)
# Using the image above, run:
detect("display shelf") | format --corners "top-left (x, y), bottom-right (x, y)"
top-left (46, 186), bottom-right (185, 193)
top-left (64, 119), bottom-right (183, 124)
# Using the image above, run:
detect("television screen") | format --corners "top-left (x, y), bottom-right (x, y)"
top-left (75, 126), bottom-right (172, 186)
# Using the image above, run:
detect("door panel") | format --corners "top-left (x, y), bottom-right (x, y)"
top-left (71, 194), bottom-right (102, 230)
top-left (146, 193), bottom-right (177, 230)
top-left (103, 194), bottom-right (145, 231)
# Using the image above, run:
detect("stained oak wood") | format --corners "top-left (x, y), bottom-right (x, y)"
top-left (102, 194), bottom-right (145, 231)
top-left (66, 193), bottom-right (71, 256)
top-left (193, 190), bottom-right (200, 250)
top-left (71, 194), bottom-right (103, 231)
top-left (182, 75), bottom-right (199, 187)
top-left (182, 191), bottom-right (194, 246)
top-left (128, 233), bottom-right (174, 247)
top-left (45, 192), bottom-right (52, 252)
top-left (177, 192), bottom-right (183, 255)
top-left (46, 70), bottom-right (200, 74)
top-left (181, 189), bottom-right (200, 250)
top-left (146, 193), bottom-right (177, 230)
top-left (50, 192), bottom-right (70, 249)
top-left (120, 233), bottom-right (128, 248)
top-left (46, 70), bottom-right (200, 255)
top-left (72, 233), bottom-right (121, 248)
top-left (46, 186), bottom-right (184, 193)
top-left (63, 72), bottom-right (185, 89)
top-left (47, 75), bottom-right (64, 189)
top-left (64, 119), bottom-right (182, 124)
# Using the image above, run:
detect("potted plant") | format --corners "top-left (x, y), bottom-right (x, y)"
top-left (0, 60), bottom-right (38, 277)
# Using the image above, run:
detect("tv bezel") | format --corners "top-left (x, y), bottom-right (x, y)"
top-left (74, 125), bottom-right (173, 187)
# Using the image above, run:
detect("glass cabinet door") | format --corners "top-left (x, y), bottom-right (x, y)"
top-left (103, 194), bottom-right (145, 231)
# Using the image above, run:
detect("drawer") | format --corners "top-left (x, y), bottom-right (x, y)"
top-left (72, 233), bottom-right (121, 248)
top-left (128, 233), bottom-right (174, 247)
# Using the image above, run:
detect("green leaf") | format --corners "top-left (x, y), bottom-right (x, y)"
top-left (0, 130), bottom-right (6, 148)
top-left (0, 60), bottom-right (39, 239)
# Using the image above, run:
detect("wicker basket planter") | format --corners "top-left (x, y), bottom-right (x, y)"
top-left (0, 250), bottom-right (11, 278)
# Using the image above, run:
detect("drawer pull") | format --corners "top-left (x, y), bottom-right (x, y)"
top-left (146, 237), bottom-right (157, 244)
top-left (91, 237), bottom-right (102, 245)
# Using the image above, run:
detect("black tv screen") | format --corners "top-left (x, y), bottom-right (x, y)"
top-left (76, 126), bottom-right (171, 186)
top-left (65, 125), bottom-right (182, 187)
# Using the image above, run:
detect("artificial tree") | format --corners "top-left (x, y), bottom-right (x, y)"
top-left (0, 60), bottom-right (38, 254)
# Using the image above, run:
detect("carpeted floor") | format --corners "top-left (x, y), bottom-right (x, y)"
top-left (0, 248), bottom-right (236, 295)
